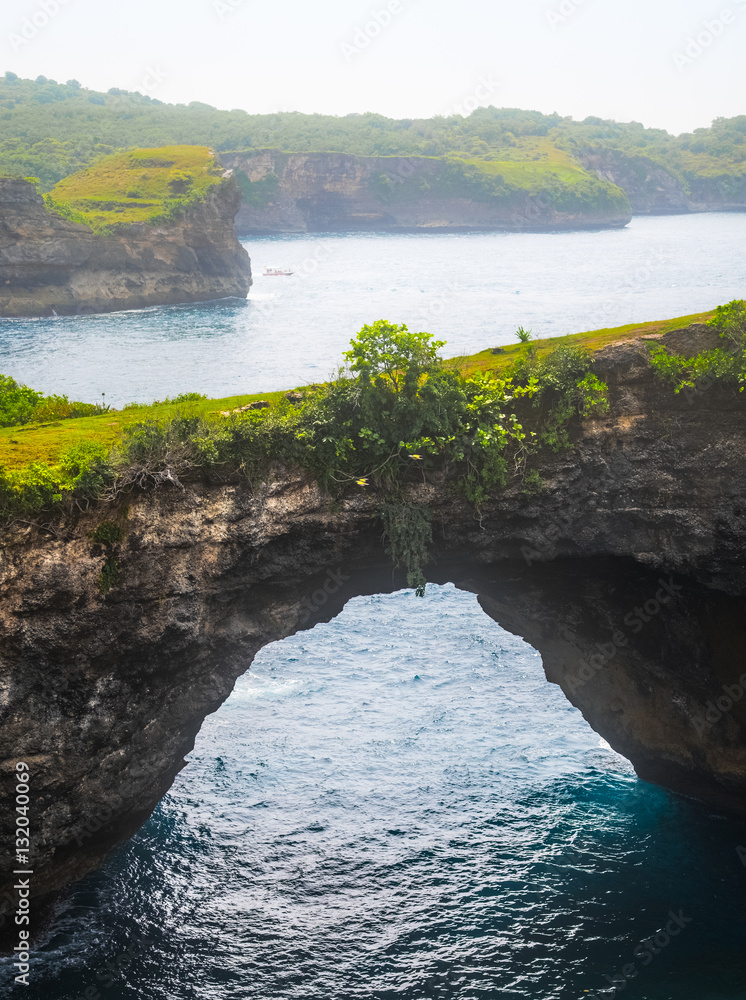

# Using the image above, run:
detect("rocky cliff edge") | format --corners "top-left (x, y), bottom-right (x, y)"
top-left (0, 176), bottom-right (252, 317)
top-left (0, 324), bottom-right (745, 922)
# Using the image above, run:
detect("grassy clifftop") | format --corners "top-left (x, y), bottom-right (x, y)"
top-left (3, 302), bottom-right (744, 554)
top-left (44, 145), bottom-right (224, 231)
top-left (454, 310), bottom-right (715, 376)
top-left (0, 308), bottom-right (714, 474)
top-left (233, 146), bottom-right (631, 223)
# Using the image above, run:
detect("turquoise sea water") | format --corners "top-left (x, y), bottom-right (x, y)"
top-left (7, 587), bottom-right (746, 999)
top-left (1, 217), bottom-right (745, 997)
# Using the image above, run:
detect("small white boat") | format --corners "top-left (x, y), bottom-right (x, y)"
top-left (263, 266), bottom-right (294, 276)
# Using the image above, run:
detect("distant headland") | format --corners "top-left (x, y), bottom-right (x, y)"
top-left (0, 73), bottom-right (744, 235)
top-left (0, 146), bottom-right (252, 317)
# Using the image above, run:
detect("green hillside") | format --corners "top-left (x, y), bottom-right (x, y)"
top-left (1, 73), bottom-right (744, 196)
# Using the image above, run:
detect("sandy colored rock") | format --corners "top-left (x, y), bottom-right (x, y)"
top-left (0, 177), bottom-right (252, 317)
top-left (223, 151), bottom-right (632, 234)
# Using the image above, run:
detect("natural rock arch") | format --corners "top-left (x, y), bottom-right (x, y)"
top-left (1, 534), bottom-right (744, 919)
top-left (1, 328), bottom-right (745, 924)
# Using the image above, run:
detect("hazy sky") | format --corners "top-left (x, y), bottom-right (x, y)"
top-left (1, 0), bottom-right (744, 134)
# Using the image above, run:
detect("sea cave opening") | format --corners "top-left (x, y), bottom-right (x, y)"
top-left (15, 567), bottom-right (746, 998)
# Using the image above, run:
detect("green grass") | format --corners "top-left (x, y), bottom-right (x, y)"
top-left (672, 149), bottom-right (746, 177)
top-left (480, 136), bottom-right (577, 165)
top-left (449, 309), bottom-right (715, 377)
top-left (0, 310), bottom-right (715, 474)
top-left (44, 145), bottom-right (223, 231)
top-left (0, 390), bottom-right (287, 470)
top-left (462, 156), bottom-right (595, 188)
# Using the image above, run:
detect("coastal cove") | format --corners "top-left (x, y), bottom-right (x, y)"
top-left (0, 213), bottom-right (744, 406)
top-left (2, 7), bottom-right (746, 997)
top-left (1, 213), bottom-right (746, 999)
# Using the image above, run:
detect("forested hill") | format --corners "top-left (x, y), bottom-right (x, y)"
top-left (1, 72), bottom-right (745, 197)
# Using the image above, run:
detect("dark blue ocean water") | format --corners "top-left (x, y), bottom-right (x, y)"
top-left (0, 214), bottom-right (745, 406)
top-left (7, 587), bottom-right (746, 999)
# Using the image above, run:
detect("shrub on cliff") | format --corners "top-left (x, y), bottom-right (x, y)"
top-left (0, 440), bottom-right (114, 518)
top-left (0, 375), bottom-right (43, 426)
top-left (648, 299), bottom-right (746, 394)
top-left (294, 321), bottom-right (537, 497)
top-left (29, 395), bottom-right (102, 422)
top-left (0, 374), bottom-right (104, 427)
top-left (0, 461), bottom-right (64, 518)
top-left (298, 324), bottom-right (461, 484)
top-left (507, 345), bottom-right (610, 451)
top-left (0, 321), bottom-right (611, 560)
top-left (59, 441), bottom-right (113, 496)
top-left (710, 298), bottom-right (746, 350)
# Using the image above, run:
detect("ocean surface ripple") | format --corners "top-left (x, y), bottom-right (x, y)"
top-left (1, 214), bottom-right (745, 406)
top-left (12, 587), bottom-right (746, 999)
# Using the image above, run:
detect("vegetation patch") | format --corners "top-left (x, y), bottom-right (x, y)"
top-left (89, 520), bottom-right (124, 545)
top-left (236, 170), bottom-right (280, 208)
top-left (380, 502), bottom-right (433, 596)
top-left (3, 303), bottom-right (741, 590)
top-left (0, 374), bottom-right (105, 427)
top-left (1, 76), bottom-right (744, 216)
top-left (0, 320), bottom-right (611, 542)
top-left (44, 145), bottom-right (223, 232)
top-left (453, 309), bottom-right (716, 378)
top-left (647, 300), bottom-right (746, 394)
top-left (521, 469), bottom-right (544, 495)
top-left (0, 388), bottom-right (288, 472)
top-left (367, 155), bottom-right (629, 217)
top-left (89, 517), bottom-right (126, 594)
top-left (99, 555), bottom-right (121, 594)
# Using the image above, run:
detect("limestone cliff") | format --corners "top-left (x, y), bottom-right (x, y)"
top-left (580, 147), bottom-right (746, 214)
top-left (222, 150), bottom-right (632, 234)
top-left (1, 325), bottom-right (745, 927)
top-left (0, 176), bottom-right (252, 317)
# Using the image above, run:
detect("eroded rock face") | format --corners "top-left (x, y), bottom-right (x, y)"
top-left (0, 177), bottom-right (252, 317)
top-left (476, 560), bottom-right (746, 813)
top-left (0, 326), bottom-right (745, 920)
top-left (223, 150), bottom-right (632, 234)
top-left (580, 147), bottom-right (746, 214)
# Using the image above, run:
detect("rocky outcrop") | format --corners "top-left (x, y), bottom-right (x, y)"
top-left (221, 147), bottom-right (746, 232)
top-left (223, 150), bottom-right (632, 234)
top-left (1, 324), bottom-right (745, 928)
top-left (580, 147), bottom-right (746, 214)
top-left (0, 177), bottom-right (252, 317)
